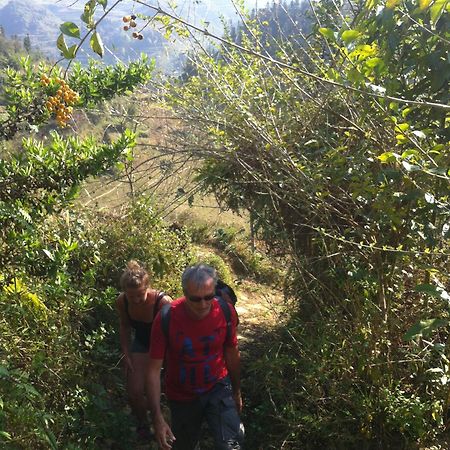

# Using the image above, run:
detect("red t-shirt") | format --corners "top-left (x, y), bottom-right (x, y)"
top-left (150, 297), bottom-right (238, 401)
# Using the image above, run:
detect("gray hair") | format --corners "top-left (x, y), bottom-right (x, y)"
top-left (182, 264), bottom-right (218, 294)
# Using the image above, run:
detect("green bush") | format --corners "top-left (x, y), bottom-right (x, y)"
top-left (0, 197), bottom-right (196, 447)
top-left (243, 257), bottom-right (450, 449)
top-left (183, 219), bottom-right (283, 284)
top-left (85, 199), bottom-right (193, 296)
top-left (193, 250), bottom-right (234, 285)
top-left (225, 239), bottom-right (282, 284)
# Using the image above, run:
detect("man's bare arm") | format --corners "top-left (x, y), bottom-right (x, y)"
top-left (224, 345), bottom-right (242, 413)
top-left (146, 358), bottom-right (175, 448)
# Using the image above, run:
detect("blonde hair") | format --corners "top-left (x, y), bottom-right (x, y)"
top-left (120, 260), bottom-right (150, 290)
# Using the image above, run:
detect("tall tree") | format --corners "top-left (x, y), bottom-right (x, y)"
top-left (23, 34), bottom-right (31, 52)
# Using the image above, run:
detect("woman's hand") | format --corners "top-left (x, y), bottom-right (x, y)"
top-left (123, 353), bottom-right (134, 374)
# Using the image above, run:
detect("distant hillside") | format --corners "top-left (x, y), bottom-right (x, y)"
top-left (232, 0), bottom-right (314, 55)
top-left (0, 29), bottom-right (43, 71)
top-left (0, 0), bottom-right (256, 69)
top-left (0, 33), bottom-right (23, 71)
top-left (0, 0), bottom-right (166, 65)
top-left (0, 0), bottom-right (61, 51)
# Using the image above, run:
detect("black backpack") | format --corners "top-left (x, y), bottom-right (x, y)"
top-left (215, 279), bottom-right (237, 306)
top-left (160, 280), bottom-right (238, 342)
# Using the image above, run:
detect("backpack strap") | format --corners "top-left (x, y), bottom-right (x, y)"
top-left (160, 299), bottom-right (233, 344)
top-left (160, 303), bottom-right (171, 342)
top-left (217, 296), bottom-right (232, 343)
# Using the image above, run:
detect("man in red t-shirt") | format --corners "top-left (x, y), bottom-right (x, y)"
top-left (146, 264), bottom-right (243, 450)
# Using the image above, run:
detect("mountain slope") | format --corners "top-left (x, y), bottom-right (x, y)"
top-left (0, 0), bottom-right (257, 67)
top-left (0, 0), bottom-right (61, 42)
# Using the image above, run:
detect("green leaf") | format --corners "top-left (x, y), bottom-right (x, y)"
top-left (428, 167), bottom-right (448, 176)
top-left (365, 57), bottom-right (384, 69)
top-left (56, 33), bottom-right (69, 55)
top-left (348, 67), bottom-right (364, 83)
top-left (431, 144), bottom-right (445, 154)
top-left (327, 67), bottom-right (341, 81)
top-left (98, 0), bottom-right (108, 9)
top-left (412, 130), bottom-right (426, 139)
top-left (401, 149), bottom-right (419, 158)
top-left (81, 0), bottom-right (95, 27)
top-left (402, 161), bottom-right (420, 171)
top-left (23, 382), bottom-right (39, 397)
top-left (0, 431), bottom-right (11, 440)
top-left (60, 22), bottom-right (80, 38)
top-left (18, 208), bottom-right (32, 223)
top-left (415, 284), bottom-right (450, 300)
top-left (401, 107), bottom-right (412, 118)
top-left (37, 416), bottom-right (57, 450)
top-left (389, 102), bottom-right (399, 111)
top-left (396, 123), bottom-right (409, 132)
top-left (341, 29), bottom-right (361, 44)
top-left (0, 365), bottom-right (9, 378)
top-left (419, 0), bottom-right (432, 9)
top-left (351, 44), bottom-right (378, 59)
top-left (404, 318), bottom-right (448, 341)
top-left (90, 31), bottom-right (104, 57)
top-left (43, 249), bottom-right (55, 261)
top-left (62, 44), bottom-right (78, 59)
top-left (115, 161), bottom-right (125, 171)
top-left (430, 0), bottom-right (447, 24)
top-left (319, 28), bottom-right (336, 41)
top-left (386, 0), bottom-right (401, 8)
top-left (378, 151), bottom-right (397, 163)
top-left (396, 134), bottom-right (408, 144)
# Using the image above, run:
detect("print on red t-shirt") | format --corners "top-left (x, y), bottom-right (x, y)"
top-left (150, 298), bottom-right (238, 401)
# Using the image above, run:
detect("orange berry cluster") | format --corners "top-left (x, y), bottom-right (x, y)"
top-left (41, 75), bottom-right (79, 128)
top-left (123, 14), bottom-right (143, 40)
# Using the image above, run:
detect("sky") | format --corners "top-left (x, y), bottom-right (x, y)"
top-left (0, 0), bottom-right (261, 66)
top-left (0, 0), bottom-right (261, 37)
top-left (0, 0), bottom-right (260, 26)
top-left (0, 0), bottom-right (258, 8)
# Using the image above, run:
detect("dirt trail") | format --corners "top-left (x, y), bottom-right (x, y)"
top-left (234, 280), bottom-right (283, 351)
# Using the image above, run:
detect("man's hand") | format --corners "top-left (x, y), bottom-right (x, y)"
top-left (154, 416), bottom-right (176, 449)
top-left (233, 389), bottom-right (243, 414)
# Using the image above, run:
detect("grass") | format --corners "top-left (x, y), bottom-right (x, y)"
top-left (77, 97), bottom-right (249, 233)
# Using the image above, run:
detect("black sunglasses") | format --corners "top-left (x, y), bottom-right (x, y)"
top-left (187, 293), bottom-right (215, 303)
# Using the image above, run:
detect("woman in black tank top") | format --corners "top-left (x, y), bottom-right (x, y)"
top-left (116, 260), bottom-right (171, 441)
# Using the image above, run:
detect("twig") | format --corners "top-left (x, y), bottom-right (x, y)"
top-left (134, 0), bottom-right (450, 111)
